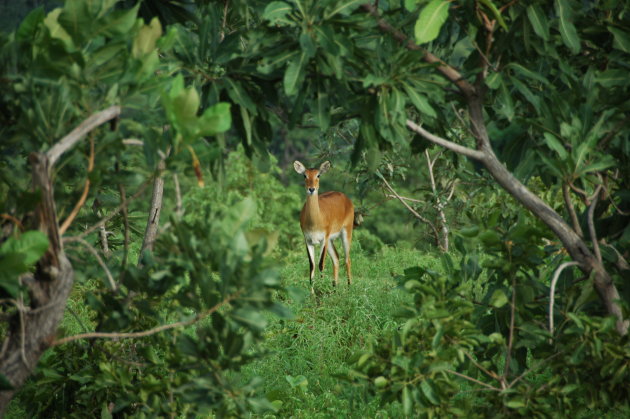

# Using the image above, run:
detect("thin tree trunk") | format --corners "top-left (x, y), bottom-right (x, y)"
top-left (139, 158), bottom-right (166, 258)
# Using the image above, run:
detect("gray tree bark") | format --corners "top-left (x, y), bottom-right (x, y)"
top-left (0, 107), bottom-right (120, 414)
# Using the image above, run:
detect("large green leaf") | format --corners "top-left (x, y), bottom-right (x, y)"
top-left (543, 133), bottom-right (568, 160)
top-left (414, 0), bottom-right (450, 45)
top-left (283, 52), bottom-right (307, 96)
top-left (198, 103), bottom-right (232, 136)
top-left (555, 0), bottom-right (580, 54)
top-left (526, 4), bottom-right (549, 41)
top-left (402, 82), bottom-right (436, 118)
top-left (132, 17), bottom-right (162, 58)
top-left (324, 0), bottom-right (363, 19)
top-left (262, 1), bottom-right (294, 26)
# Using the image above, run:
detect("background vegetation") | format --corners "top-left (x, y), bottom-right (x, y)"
top-left (1, 0), bottom-right (629, 417)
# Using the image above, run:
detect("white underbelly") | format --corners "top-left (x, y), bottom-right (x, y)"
top-left (304, 230), bottom-right (341, 245)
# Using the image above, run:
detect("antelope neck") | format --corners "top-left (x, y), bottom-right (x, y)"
top-left (304, 193), bottom-right (323, 228)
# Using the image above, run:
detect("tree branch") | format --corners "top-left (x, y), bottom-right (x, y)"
top-left (406, 120), bottom-right (486, 160)
top-left (562, 182), bottom-right (583, 238)
top-left (47, 106), bottom-right (120, 167)
top-left (361, 3), bottom-right (476, 99)
top-left (445, 369), bottom-right (500, 392)
top-left (59, 135), bottom-right (95, 235)
top-left (53, 292), bottom-right (240, 346)
top-left (64, 237), bottom-right (117, 291)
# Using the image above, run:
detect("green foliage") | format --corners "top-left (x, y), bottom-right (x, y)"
top-left (15, 199), bottom-right (284, 417)
top-left (347, 195), bottom-right (630, 416)
top-left (183, 147), bottom-right (303, 255)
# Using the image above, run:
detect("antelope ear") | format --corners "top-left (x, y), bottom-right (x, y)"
top-left (319, 161), bottom-right (331, 174)
top-left (294, 161), bottom-right (306, 174)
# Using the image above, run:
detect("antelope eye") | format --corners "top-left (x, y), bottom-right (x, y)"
top-left (316, 174), bottom-right (320, 178)
top-left (303, 174), bottom-right (306, 178)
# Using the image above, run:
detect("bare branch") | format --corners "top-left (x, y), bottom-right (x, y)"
top-left (47, 106), bottom-right (120, 167)
top-left (549, 261), bottom-right (580, 336)
top-left (122, 138), bottom-right (144, 147)
top-left (118, 182), bottom-right (130, 273)
top-left (65, 237), bottom-right (117, 291)
top-left (406, 120), bottom-right (486, 161)
top-left (53, 292), bottom-right (240, 346)
top-left (173, 173), bottom-right (183, 217)
top-left (385, 194), bottom-right (422, 203)
top-left (379, 173), bottom-right (441, 246)
top-left (502, 277), bottom-right (517, 387)
top-left (445, 369), bottom-right (501, 392)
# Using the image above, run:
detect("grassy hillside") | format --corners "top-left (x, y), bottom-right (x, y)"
top-left (239, 246), bottom-right (442, 418)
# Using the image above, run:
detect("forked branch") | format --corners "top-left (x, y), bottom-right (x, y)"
top-left (47, 106), bottom-right (120, 167)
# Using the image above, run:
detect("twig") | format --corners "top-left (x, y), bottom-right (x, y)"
top-left (220, 0), bottom-right (229, 42)
top-left (47, 106), bottom-right (120, 167)
top-left (59, 135), bottom-right (95, 235)
top-left (587, 185), bottom-right (603, 263)
top-left (17, 295), bottom-right (27, 366)
top-left (53, 292), bottom-right (240, 346)
top-left (118, 182), bottom-right (130, 274)
top-left (549, 261), bottom-right (580, 336)
top-left (0, 214), bottom-right (24, 231)
top-left (508, 351), bottom-right (564, 389)
top-left (406, 120), bottom-right (486, 161)
top-left (445, 369), bottom-right (500, 392)
top-left (173, 173), bottom-right (183, 217)
top-left (65, 237), bottom-right (117, 291)
top-left (122, 138), bottom-right (143, 147)
top-left (385, 194), bottom-right (422, 203)
top-left (461, 350), bottom-right (501, 382)
top-left (502, 276), bottom-right (517, 387)
top-left (378, 172), bottom-right (441, 245)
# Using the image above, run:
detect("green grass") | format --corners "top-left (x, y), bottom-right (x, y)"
top-left (239, 246), bottom-right (441, 418)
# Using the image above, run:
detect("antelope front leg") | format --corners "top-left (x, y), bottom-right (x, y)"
top-left (306, 242), bottom-right (316, 294)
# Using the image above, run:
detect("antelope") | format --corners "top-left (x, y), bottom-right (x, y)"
top-left (294, 160), bottom-right (354, 293)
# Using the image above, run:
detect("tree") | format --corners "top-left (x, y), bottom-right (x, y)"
top-left (232, 0), bottom-right (629, 334)
top-left (0, 1), bottom-right (282, 415)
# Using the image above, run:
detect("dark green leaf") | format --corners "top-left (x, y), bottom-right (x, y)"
top-left (555, 0), bottom-right (580, 54)
top-left (283, 52), bottom-right (307, 96)
top-left (526, 4), bottom-right (549, 41)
